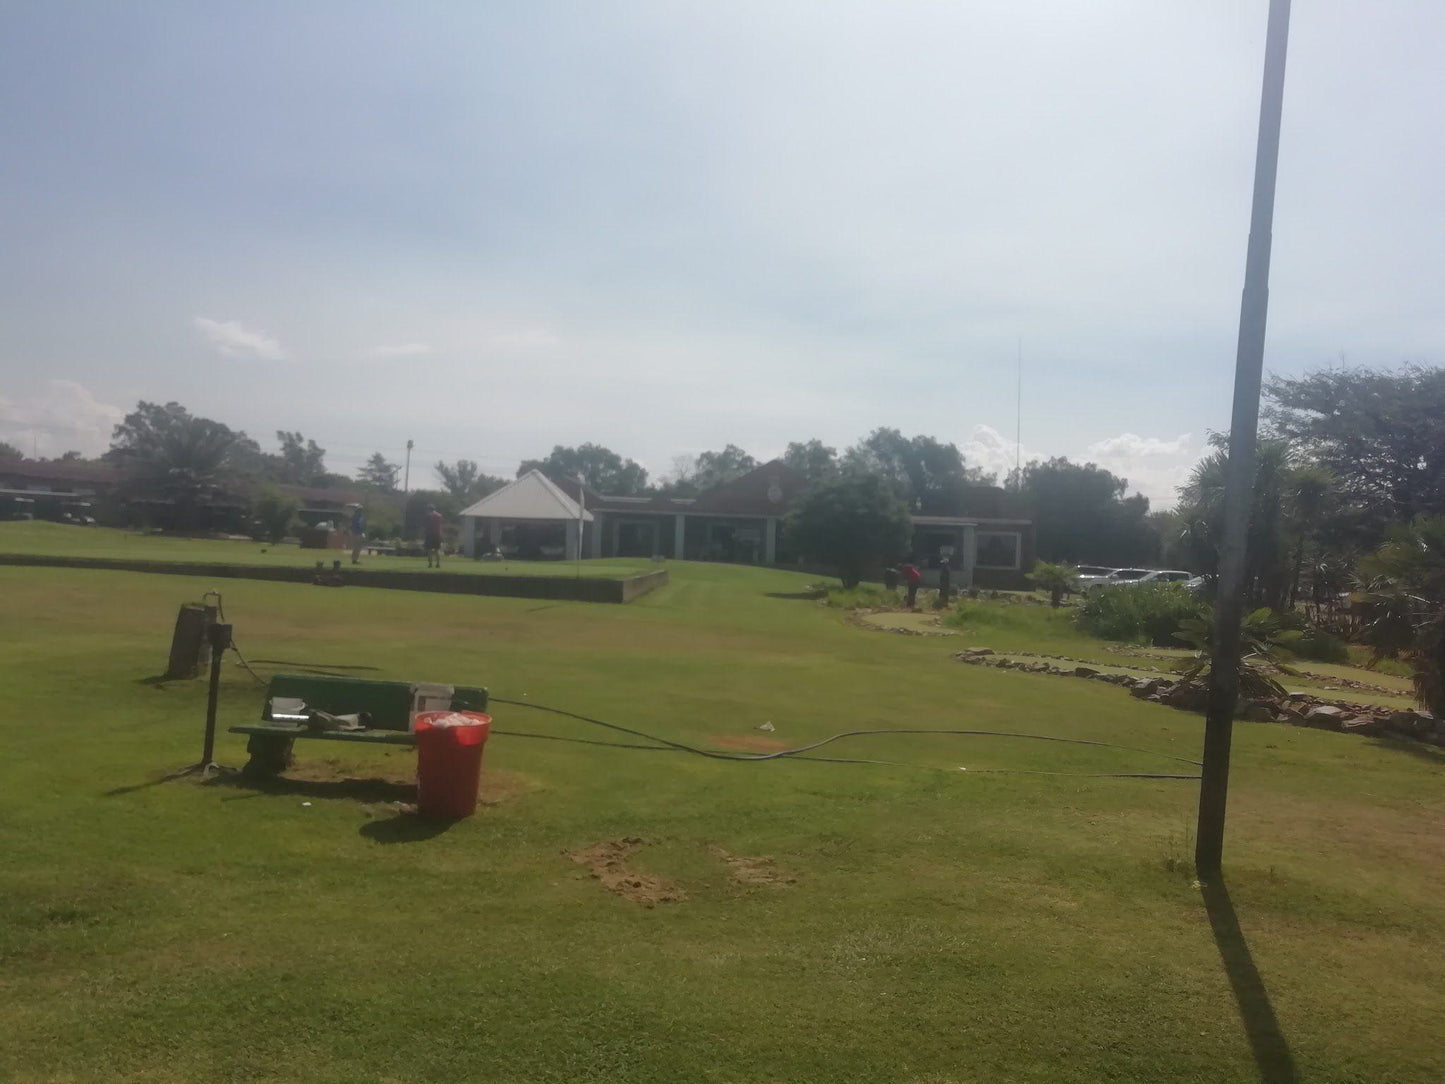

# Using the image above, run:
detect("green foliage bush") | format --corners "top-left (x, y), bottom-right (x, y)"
top-left (821, 582), bottom-right (900, 610)
top-left (1273, 611), bottom-right (1351, 663)
top-left (1076, 583), bottom-right (1208, 646)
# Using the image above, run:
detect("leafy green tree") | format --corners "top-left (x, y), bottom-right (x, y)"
top-left (842, 428), bottom-right (992, 514)
top-left (0, 440), bottom-right (22, 459)
top-left (251, 489), bottom-right (298, 544)
top-left (1355, 516), bottom-right (1445, 714)
top-left (786, 473), bottom-right (911, 588)
top-left (691, 444), bottom-right (758, 491)
top-left (782, 440), bottom-right (839, 486)
top-left (1266, 364), bottom-right (1445, 529)
top-left (1014, 457), bottom-right (1157, 566)
top-left (518, 443), bottom-right (648, 495)
top-left (435, 459), bottom-right (505, 502)
top-left (275, 430), bottom-right (328, 486)
top-left (1028, 561), bottom-right (1081, 608)
top-left (357, 452), bottom-right (400, 491)
top-left (106, 401), bottom-right (256, 530)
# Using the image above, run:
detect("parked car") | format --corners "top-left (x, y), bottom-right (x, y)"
top-left (1091, 568), bottom-right (1193, 590)
top-left (1072, 565), bottom-right (1119, 590)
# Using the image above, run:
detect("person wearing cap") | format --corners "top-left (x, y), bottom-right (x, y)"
top-left (424, 505), bottom-right (445, 568)
top-left (349, 504), bottom-right (366, 565)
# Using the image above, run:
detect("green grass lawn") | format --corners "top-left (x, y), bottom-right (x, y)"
top-left (0, 521), bottom-right (654, 579)
top-left (1, 561), bottom-right (1442, 1082)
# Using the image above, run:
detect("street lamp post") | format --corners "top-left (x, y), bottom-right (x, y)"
top-left (1196, 0), bottom-right (1293, 878)
top-left (403, 439), bottom-right (414, 494)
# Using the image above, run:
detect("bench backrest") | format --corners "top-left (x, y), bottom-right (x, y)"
top-left (263, 673), bottom-right (488, 732)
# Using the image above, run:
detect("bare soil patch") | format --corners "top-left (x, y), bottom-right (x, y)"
top-left (565, 838), bottom-right (687, 907)
top-left (707, 843), bottom-right (796, 888)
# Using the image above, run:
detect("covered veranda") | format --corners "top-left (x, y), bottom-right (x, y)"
top-left (459, 471), bottom-right (593, 560)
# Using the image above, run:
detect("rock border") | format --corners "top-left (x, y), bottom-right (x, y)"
top-left (953, 647), bottom-right (1442, 747)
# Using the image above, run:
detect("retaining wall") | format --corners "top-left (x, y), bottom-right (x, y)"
top-left (0, 554), bottom-right (669, 604)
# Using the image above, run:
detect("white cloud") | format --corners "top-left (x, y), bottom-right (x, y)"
top-left (1084, 432), bottom-right (1192, 459)
top-left (959, 424), bottom-right (1044, 484)
top-left (0, 379), bottom-right (125, 458)
top-left (1080, 432), bottom-right (1197, 508)
top-left (372, 342), bottom-right (432, 358)
top-left (193, 316), bottom-right (285, 361)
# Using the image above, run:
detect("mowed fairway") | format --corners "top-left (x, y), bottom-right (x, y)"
top-left (1, 562), bottom-right (1442, 1083)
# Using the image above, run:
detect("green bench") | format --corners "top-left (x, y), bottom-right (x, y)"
top-left (230, 673), bottom-right (488, 776)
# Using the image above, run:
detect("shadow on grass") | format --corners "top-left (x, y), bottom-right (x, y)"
top-left (205, 772), bottom-right (417, 805)
top-left (359, 812), bottom-right (457, 844)
top-left (247, 659), bottom-right (383, 672)
top-left (1202, 877), bottom-right (1299, 1084)
top-left (1365, 734), bottom-right (1445, 765)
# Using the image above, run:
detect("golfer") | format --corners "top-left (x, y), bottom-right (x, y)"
top-left (900, 561), bottom-right (922, 609)
top-left (349, 504), bottom-right (366, 565)
top-left (424, 505), bottom-right (445, 568)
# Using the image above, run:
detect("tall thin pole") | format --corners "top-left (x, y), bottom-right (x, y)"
top-left (1197, 0), bottom-right (1292, 877)
top-left (576, 473), bottom-right (585, 578)
top-left (403, 439), bottom-right (413, 494)
top-left (1015, 337), bottom-right (1022, 483)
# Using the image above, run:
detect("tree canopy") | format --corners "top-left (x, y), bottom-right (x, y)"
top-left (786, 473), bottom-right (911, 588)
top-left (275, 430), bottom-right (328, 486)
top-left (842, 428), bottom-right (992, 514)
top-left (519, 443), bottom-right (649, 495)
top-left (1265, 365), bottom-right (1445, 527)
top-left (782, 439), bottom-right (839, 487)
top-left (0, 440), bottom-right (22, 459)
top-left (1013, 457), bottom-right (1156, 566)
top-left (357, 452), bottom-right (400, 491)
top-left (435, 459), bottom-right (506, 502)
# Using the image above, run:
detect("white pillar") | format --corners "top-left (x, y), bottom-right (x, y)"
top-left (589, 517), bottom-right (602, 558)
top-left (564, 519), bottom-right (580, 561)
top-left (673, 514), bottom-right (686, 559)
top-left (764, 517), bottom-right (777, 564)
top-left (961, 524), bottom-right (977, 589)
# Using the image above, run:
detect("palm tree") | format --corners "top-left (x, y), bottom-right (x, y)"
top-left (1028, 562), bottom-right (1081, 608)
top-left (1355, 516), bottom-right (1445, 715)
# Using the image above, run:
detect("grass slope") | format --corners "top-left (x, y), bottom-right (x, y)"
top-left (0, 521), bottom-right (652, 579)
top-left (0, 562), bottom-right (1441, 1083)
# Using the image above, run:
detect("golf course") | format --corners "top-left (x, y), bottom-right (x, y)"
top-left (1, 539), bottom-right (1441, 1083)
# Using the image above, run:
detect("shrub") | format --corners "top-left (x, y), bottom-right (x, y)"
top-left (1273, 611), bottom-right (1351, 663)
top-left (1028, 561), bottom-right (1081, 608)
top-left (1076, 583), bottom-right (1208, 646)
top-left (821, 582), bottom-right (901, 610)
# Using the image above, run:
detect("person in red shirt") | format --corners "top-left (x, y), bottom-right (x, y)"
top-left (900, 561), bottom-right (923, 609)
top-left (424, 505), bottom-right (445, 568)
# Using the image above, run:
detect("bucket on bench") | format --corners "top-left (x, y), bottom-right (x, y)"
top-left (413, 711), bottom-right (492, 818)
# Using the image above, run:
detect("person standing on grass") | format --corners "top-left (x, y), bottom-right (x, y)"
top-left (900, 560), bottom-right (922, 609)
top-left (424, 505), bottom-right (445, 568)
top-left (349, 504), bottom-right (366, 565)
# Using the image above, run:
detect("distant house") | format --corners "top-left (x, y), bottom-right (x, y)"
top-left (0, 458), bottom-right (119, 522)
top-left (460, 461), bottom-right (1034, 587)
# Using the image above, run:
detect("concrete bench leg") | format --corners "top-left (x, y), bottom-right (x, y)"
top-left (243, 733), bottom-right (295, 777)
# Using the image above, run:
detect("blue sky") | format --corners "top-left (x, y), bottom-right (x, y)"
top-left (1, 1), bottom-right (1441, 505)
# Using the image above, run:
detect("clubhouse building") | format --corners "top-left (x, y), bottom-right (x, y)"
top-left (459, 461), bottom-right (1034, 588)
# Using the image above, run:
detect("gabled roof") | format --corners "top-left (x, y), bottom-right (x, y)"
top-left (459, 469), bottom-right (593, 522)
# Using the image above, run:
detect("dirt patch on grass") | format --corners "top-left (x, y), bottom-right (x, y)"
top-left (707, 843), bottom-right (796, 888)
top-left (566, 838), bottom-right (687, 907)
top-left (708, 733), bottom-right (791, 752)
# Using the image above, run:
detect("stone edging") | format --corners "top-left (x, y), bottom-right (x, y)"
top-left (954, 647), bottom-right (1442, 747)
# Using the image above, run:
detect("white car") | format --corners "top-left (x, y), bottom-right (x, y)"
top-left (1072, 565), bottom-right (1119, 590)
top-left (1093, 568), bottom-right (1193, 589)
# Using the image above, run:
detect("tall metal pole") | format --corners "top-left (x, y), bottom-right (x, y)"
top-left (201, 623), bottom-right (232, 769)
top-left (403, 439), bottom-right (414, 494)
top-left (1197, 0), bottom-right (1292, 877)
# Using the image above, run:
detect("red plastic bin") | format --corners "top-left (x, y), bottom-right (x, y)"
top-left (413, 711), bottom-right (492, 819)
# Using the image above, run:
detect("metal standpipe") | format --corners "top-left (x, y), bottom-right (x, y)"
top-left (201, 622), bottom-right (233, 770)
